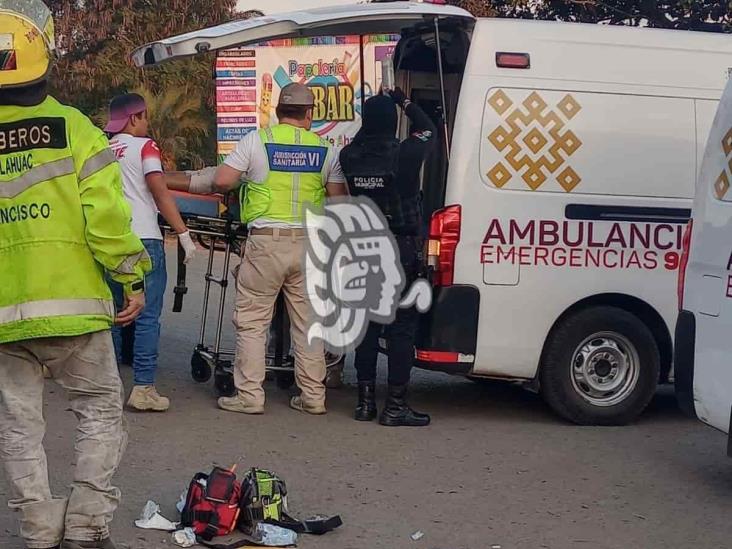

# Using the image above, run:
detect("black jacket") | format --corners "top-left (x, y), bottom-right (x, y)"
top-left (394, 101), bottom-right (437, 235)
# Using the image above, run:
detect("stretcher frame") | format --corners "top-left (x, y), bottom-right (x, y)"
top-left (161, 202), bottom-right (297, 397)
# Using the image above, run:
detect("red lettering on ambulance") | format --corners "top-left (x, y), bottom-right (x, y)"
top-left (483, 219), bottom-right (506, 244)
top-left (586, 248), bottom-right (601, 268)
top-left (509, 219), bottom-right (535, 245)
top-left (519, 247), bottom-right (532, 266)
top-left (568, 248), bottom-right (582, 267)
top-left (587, 222), bottom-right (604, 248)
top-left (629, 224), bottom-right (651, 249)
top-left (562, 221), bottom-right (584, 247)
top-left (654, 224), bottom-right (674, 250)
top-left (539, 220), bottom-right (559, 246)
top-left (606, 223), bottom-right (628, 248)
top-left (496, 246), bottom-right (516, 263)
top-left (603, 249), bottom-right (619, 268)
top-left (626, 250), bottom-right (642, 269)
top-left (551, 247), bottom-right (567, 266)
top-left (644, 251), bottom-right (658, 269)
top-left (534, 247), bottom-right (549, 266)
top-left (480, 245), bottom-right (494, 264)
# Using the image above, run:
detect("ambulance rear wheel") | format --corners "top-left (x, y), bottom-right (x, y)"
top-left (540, 306), bottom-right (659, 426)
top-left (191, 353), bottom-right (212, 383)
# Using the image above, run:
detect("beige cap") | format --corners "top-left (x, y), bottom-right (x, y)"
top-left (278, 83), bottom-right (315, 107)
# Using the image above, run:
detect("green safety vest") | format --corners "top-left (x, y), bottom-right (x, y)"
top-left (0, 95), bottom-right (151, 344)
top-left (240, 124), bottom-right (329, 224)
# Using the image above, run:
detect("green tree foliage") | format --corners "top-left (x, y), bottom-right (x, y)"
top-left (46, 0), bottom-right (262, 168)
top-left (450, 0), bottom-right (732, 32)
top-left (138, 86), bottom-right (211, 171)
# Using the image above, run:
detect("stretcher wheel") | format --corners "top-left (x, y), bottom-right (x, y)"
top-left (215, 365), bottom-right (236, 397)
top-left (275, 371), bottom-right (296, 390)
top-left (191, 352), bottom-right (212, 383)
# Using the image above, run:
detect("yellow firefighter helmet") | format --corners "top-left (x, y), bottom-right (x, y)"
top-left (0, 0), bottom-right (56, 88)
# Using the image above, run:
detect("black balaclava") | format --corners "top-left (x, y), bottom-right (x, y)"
top-left (355, 94), bottom-right (397, 142)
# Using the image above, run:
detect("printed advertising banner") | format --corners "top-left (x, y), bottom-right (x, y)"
top-left (216, 35), bottom-right (400, 163)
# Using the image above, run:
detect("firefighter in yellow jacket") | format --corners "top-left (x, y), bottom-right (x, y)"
top-left (0, 2), bottom-right (151, 548)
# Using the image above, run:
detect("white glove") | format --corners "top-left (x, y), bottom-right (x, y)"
top-left (178, 231), bottom-right (196, 264)
top-left (186, 166), bottom-right (218, 195)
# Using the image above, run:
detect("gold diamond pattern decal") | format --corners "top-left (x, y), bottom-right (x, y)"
top-left (487, 89), bottom-right (513, 116)
top-left (485, 90), bottom-right (583, 192)
top-left (715, 172), bottom-right (729, 200)
top-left (715, 128), bottom-right (732, 200)
top-left (487, 162), bottom-right (512, 188)
top-left (558, 166), bottom-right (582, 192)
top-left (723, 128), bottom-right (732, 156)
top-left (488, 126), bottom-right (513, 152)
top-left (523, 128), bottom-right (548, 155)
top-left (558, 94), bottom-right (581, 120)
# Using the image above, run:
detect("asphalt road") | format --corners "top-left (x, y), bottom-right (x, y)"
top-left (1, 245), bottom-right (731, 549)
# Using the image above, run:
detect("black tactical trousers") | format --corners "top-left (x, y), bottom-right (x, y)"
top-left (354, 235), bottom-right (420, 385)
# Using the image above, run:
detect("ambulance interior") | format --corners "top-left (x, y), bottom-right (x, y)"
top-left (129, 3), bottom-right (474, 227)
top-left (391, 22), bottom-right (471, 226)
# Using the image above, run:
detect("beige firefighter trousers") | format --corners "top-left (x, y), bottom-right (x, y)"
top-left (233, 231), bottom-right (326, 407)
top-left (0, 331), bottom-right (126, 548)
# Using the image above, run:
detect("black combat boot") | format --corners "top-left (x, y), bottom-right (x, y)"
top-left (354, 381), bottom-right (377, 421)
top-left (379, 384), bottom-right (431, 427)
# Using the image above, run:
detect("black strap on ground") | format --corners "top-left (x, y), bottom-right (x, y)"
top-left (266, 513), bottom-right (343, 535)
top-left (173, 238), bottom-right (188, 312)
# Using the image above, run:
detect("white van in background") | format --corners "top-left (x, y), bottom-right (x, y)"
top-left (131, 1), bottom-right (732, 425)
top-left (675, 77), bottom-right (732, 455)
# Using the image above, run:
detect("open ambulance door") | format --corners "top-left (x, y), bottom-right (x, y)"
top-left (131, 1), bottom-right (474, 68)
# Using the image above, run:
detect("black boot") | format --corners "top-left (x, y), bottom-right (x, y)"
top-left (379, 384), bottom-right (431, 427)
top-left (354, 381), bottom-right (377, 421)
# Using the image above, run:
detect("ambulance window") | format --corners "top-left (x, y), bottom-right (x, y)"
top-left (480, 88), bottom-right (696, 199)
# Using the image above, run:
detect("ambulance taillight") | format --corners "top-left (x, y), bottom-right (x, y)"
top-left (677, 219), bottom-right (693, 310)
top-left (428, 205), bottom-right (462, 286)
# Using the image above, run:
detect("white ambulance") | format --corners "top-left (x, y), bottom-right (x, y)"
top-left (675, 76), bottom-right (732, 454)
top-left (132, 1), bottom-right (732, 424)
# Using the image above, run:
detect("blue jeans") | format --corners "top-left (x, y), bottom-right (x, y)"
top-left (109, 239), bottom-right (167, 386)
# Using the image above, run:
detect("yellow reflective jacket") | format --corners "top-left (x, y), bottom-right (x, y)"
top-left (240, 124), bottom-right (328, 224)
top-left (0, 94), bottom-right (151, 344)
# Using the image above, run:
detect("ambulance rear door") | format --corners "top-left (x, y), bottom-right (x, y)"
top-left (131, 2), bottom-right (474, 68)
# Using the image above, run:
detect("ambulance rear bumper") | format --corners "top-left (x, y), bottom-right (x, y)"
top-left (414, 285), bottom-right (480, 375)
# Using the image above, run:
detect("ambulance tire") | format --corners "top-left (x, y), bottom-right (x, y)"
top-left (540, 306), bottom-right (660, 426)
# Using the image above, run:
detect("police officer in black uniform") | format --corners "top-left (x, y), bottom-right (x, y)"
top-left (340, 88), bottom-right (436, 427)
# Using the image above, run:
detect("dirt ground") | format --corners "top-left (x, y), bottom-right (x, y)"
top-left (1, 247), bottom-right (731, 549)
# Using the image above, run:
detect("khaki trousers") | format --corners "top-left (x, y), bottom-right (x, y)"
top-left (0, 331), bottom-right (126, 548)
top-left (234, 232), bottom-right (325, 407)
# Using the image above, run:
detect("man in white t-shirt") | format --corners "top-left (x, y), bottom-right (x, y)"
top-left (182, 83), bottom-right (347, 415)
top-left (105, 93), bottom-right (197, 412)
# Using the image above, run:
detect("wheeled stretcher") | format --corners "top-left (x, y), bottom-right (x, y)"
top-left (161, 191), bottom-right (343, 397)
top-left (161, 191), bottom-right (296, 397)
